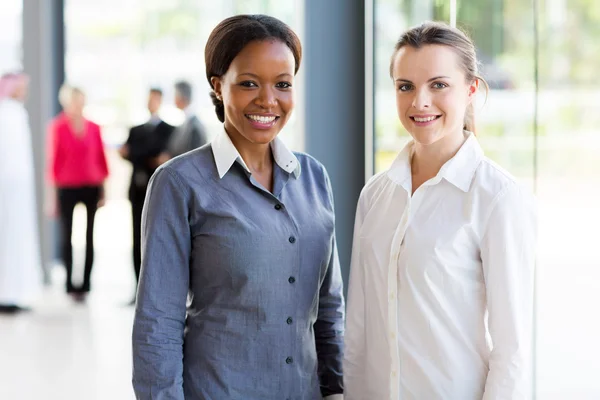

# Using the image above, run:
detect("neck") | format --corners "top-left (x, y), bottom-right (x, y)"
top-left (411, 129), bottom-right (467, 178)
top-left (226, 128), bottom-right (273, 174)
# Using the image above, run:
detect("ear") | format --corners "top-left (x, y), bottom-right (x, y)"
top-left (467, 78), bottom-right (479, 101)
top-left (210, 76), bottom-right (223, 99)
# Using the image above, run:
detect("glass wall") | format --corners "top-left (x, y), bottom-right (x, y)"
top-left (535, 0), bottom-right (600, 398)
top-left (0, 0), bottom-right (22, 73)
top-left (373, 0), bottom-right (600, 398)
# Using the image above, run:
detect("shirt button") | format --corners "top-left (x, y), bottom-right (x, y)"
top-left (288, 276), bottom-right (296, 284)
top-left (288, 236), bottom-right (296, 244)
top-left (274, 204), bottom-right (282, 210)
top-left (287, 317), bottom-right (293, 325)
top-left (286, 357), bottom-right (293, 364)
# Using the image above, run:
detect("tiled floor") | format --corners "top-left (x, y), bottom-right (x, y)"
top-left (0, 200), bottom-right (136, 400)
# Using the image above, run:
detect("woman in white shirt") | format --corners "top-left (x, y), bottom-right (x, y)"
top-left (344, 22), bottom-right (536, 400)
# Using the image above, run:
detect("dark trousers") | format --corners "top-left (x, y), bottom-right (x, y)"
top-left (130, 188), bottom-right (146, 283)
top-left (58, 186), bottom-right (100, 293)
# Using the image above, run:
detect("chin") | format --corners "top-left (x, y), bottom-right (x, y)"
top-left (409, 130), bottom-right (443, 146)
top-left (244, 129), bottom-right (279, 145)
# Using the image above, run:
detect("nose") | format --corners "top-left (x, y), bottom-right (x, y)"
top-left (255, 86), bottom-right (277, 109)
top-left (411, 88), bottom-right (431, 110)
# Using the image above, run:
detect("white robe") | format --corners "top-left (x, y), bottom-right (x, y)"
top-left (0, 98), bottom-right (42, 306)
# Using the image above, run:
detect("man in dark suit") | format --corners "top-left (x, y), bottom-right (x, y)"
top-left (119, 88), bottom-right (174, 300)
top-left (157, 80), bottom-right (207, 164)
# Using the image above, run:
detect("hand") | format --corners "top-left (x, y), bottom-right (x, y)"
top-left (45, 187), bottom-right (59, 217)
top-left (155, 152), bottom-right (170, 166)
top-left (118, 144), bottom-right (129, 159)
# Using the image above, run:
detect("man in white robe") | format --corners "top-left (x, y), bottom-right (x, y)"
top-left (0, 72), bottom-right (42, 313)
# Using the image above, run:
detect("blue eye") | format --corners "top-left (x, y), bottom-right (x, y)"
top-left (432, 82), bottom-right (448, 89)
top-left (398, 84), bottom-right (413, 92)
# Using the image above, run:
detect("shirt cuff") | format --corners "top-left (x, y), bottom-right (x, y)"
top-left (324, 395), bottom-right (343, 400)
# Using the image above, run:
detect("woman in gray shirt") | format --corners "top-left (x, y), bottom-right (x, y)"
top-left (132, 15), bottom-right (345, 400)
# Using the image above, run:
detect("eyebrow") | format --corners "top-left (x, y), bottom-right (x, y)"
top-left (238, 72), bottom-right (293, 79)
top-left (395, 76), bottom-right (450, 83)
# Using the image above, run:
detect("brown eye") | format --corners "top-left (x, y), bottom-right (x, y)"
top-left (239, 81), bottom-right (258, 88)
top-left (276, 82), bottom-right (292, 89)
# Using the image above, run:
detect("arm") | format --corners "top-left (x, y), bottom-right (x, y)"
top-left (132, 167), bottom-right (191, 399)
top-left (481, 184), bottom-right (537, 400)
top-left (45, 121), bottom-right (59, 216)
top-left (315, 169), bottom-right (345, 398)
top-left (95, 125), bottom-right (109, 207)
top-left (342, 189), bottom-right (368, 400)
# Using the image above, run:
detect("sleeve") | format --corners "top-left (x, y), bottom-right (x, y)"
top-left (95, 125), bottom-right (109, 180)
top-left (481, 184), bottom-right (537, 400)
top-left (342, 188), bottom-right (368, 400)
top-left (46, 121), bottom-right (58, 185)
top-left (131, 167), bottom-right (191, 400)
top-left (314, 167), bottom-right (345, 397)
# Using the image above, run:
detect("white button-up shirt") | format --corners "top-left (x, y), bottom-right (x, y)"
top-left (344, 133), bottom-right (536, 400)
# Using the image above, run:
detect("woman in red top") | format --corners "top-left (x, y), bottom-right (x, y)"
top-left (47, 85), bottom-right (109, 298)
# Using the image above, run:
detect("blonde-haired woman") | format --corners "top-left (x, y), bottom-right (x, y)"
top-left (47, 84), bottom-right (109, 299)
top-left (344, 22), bottom-right (536, 399)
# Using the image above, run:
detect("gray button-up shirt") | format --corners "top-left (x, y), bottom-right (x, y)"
top-left (132, 130), bottom-right (345, 399)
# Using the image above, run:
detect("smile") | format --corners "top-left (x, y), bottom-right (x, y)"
top-left (245, 114), bottom-right (280, 129)
top-left (410, 115), bottom-right (441, 123)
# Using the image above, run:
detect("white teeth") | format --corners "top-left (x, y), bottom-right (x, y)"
top-left (414, 116), bottom-right (437, 122)
top-left (248, 115), bottom-right (276, 123)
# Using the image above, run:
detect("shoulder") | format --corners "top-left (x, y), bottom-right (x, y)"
top-left (292, 151), bottom-right (331, 182)
top-left (86, 119), bottom-right (101, 133)
top-left (473, 156), bottom-right (530, 200)
top-left (293, 151), bottom-right (325, 170)
top-left (472, 157), bottom-right (536, 221)
top-left (159, 121), bottom-right (174, 130)
top-left (48, 113), bottom-right (67, 130)
top-left (162, 143), bottom-right (215, 177)
top-left (358, 170), bottom-right (392, 205)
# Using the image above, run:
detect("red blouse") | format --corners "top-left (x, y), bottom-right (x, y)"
top-left (47, 112), bottom-right (109, 187)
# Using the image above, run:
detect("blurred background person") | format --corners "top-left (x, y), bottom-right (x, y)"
top-left (0, 72), bottom-right (42, 314)
top-left (46, 84), bottom-right (109, 300)
top-left (118, 87), bottom-right (174, 304)
top-left (157, 80), bottom-right (207, 163)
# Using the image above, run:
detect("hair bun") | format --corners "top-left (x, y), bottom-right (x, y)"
top-left (209, 91), bottom-right (225, 123)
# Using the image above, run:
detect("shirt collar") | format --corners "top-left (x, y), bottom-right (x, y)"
top-left (387, 131), bottom-right (483, 193)
top-left (211, 128), bottom-right (301, 179)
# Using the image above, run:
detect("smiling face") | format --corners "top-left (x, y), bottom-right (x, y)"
top-left (391, 44), bottom-right (477, 147)
top-left (210, 39), bottom-right (296, 146)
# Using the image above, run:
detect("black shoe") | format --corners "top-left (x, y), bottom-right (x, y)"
top-left (70, 292), bottom-right (87, 303)
top-left (0, 304), bottom-right (30, 314)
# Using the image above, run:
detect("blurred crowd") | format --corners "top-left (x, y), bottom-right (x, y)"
top-left (0, 72), bottom-right (208, 313)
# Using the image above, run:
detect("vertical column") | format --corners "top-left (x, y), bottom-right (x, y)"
top-left (22, 0), bottom-right (65, 281)
top-left (304, 0), bottom-right (367, 293)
